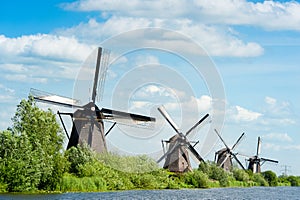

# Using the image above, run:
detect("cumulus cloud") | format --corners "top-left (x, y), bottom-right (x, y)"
top-left (0, 34), bottom-right (96, 82)
top-left (57, 17), bottom-right (264, 57)
top-left (260, 96), bottom-right (296, 126)
top-left (62, 0), bottom-right (300, 31)
top-left (230, 105), bottom-right (262, 122)
top-left (0, 34), bottom-right (94, 61)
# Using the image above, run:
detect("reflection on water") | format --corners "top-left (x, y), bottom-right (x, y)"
top-left (0, 187), bottom-right (299, 200)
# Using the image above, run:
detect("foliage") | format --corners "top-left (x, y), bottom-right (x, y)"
top-left (0, 96), bottom-right (66, 192)
top-left (252, 173), bottom-right (269, 186)
top-left (0, 130), bottom-right (42, 192)
top-left (64, 143), bottom-right (96, 176)
top-left (198, 162), bottom-right (231, 187)
top-left (97, 152), bottom-right (159, 173)
top-left (232, 168), bottom-right (250, 182)
top-left (60, 174), bottom-right (107, 192)
top-left (287, 176), bottom-right (300, 186)
top-left (278, 175), bottom-right (300, 186)
top-left (261, 170), bottom-right (278, 186)
top-left (183, 170), bottom-right (209, 188)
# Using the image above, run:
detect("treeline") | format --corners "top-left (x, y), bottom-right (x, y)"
top-left (0, 97), bottom-right (299, 193)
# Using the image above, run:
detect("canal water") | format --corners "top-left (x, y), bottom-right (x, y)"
top-left (0, 187), bottom-right (299, 199)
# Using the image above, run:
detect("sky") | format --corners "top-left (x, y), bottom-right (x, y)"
top-left (0, 0), bottom-right (300, 175)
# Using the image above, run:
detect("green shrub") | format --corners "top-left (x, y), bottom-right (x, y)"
top-left (287, 176), bottom-right (300, 186)
top-left (184, 170), bottom-right (209, 188)
top-left (233, 168), bottom-right (250, 182)
top-left (261, 170), bottom-right (278, 186)
top-left (253, 173), bottom-right (268, 186)
top-left (60, 174), bottom-right (107, 192)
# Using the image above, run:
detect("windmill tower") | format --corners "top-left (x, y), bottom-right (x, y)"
top-left (247, 136), bottom-right (278, 173)
top-left (214, 129), bottom-right (245, 171)
top-left (157, 106), bottom-right (209, 172)
top-left (31, 47), bottom-right (155, 153)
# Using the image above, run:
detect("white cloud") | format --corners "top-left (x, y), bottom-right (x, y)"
top-left (57, 17), bottom-right (264, 57)
top-left (230, 105), bottom-right (262, 122)
top-left (134, 55), bottom-right (160, 66)
top-left (0, 34), bottom-right (94, 62)
top-left (263, 132), bottom-right (293, 142)
top-left (62, 0), bottom-right (300, 31)
top-left (0, 84), bottom-right (16, 103)
top-left (0, 34), bottom-right (94, 82)
top-left (260, 96), bottom-right (296, 126)
top-left (4, 74), bottom-right (48, 83)
top-left (265, 96), bottom-right (277, 105)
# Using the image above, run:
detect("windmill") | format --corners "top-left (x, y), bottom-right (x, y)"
top-left (156, 106), bottom-right (209, 172)
top-left (247, 136), bottom-right (278, 173)
top-left (31, 47), bottom-right (155, 153)
top-left (214, 129), bottom-right (245, 171)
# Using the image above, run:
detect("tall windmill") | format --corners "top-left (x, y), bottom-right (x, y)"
top-left (156, 106), bottom-right (209, 172)
top-left (31, 47), bottom-right (155, 153)
top-left (214, 129), bottom-right (245, 171)
top-left (247, 136), bottom-right (278, 173)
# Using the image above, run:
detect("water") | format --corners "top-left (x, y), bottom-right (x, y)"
top-left (0, 187), bottom-right (299, 200)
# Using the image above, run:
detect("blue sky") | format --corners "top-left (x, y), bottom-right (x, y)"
top-left (1, 0), bottom-right (300, 175)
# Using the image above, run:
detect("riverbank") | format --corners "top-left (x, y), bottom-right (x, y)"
top-left (0, 97), bottom-right (298, 194)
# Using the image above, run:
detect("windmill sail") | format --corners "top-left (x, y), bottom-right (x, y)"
top-left (157, 106), bottom-right (208, 172)
top-left (247, 136), bottom-right (279, 173)
top-left (30, 88), bottom-right (81, 108)
top-left (214, 129), bottom-right (245, 171)
top-left (101, 108), bottom-right (155, 128)
top-left (31, 46), bottom-right (156, 155)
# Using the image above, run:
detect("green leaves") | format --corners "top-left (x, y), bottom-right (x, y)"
top-left (0, 96), bottom-right (66, 192)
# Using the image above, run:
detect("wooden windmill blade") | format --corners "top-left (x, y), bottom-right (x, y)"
top-left (214, 129), bottom-right (230, 150)
top-left (30, 88), bottom-right (82, 108)
top-left (185, 113), bottom-right (209, 137)
top-left (256, 136), bottom-right (262, 157)
top-left (261, 157), bottom-right (278, 164)
top-left (187, 143), bottom-right (205, 162)
top-left (100, 108), bottom-right (155, 128)
top-left (91, 47), bottom-right (101, 103)
top-left (231, 132), bottom-right (245, 151)
top-left (232, 153), bottom-right (246, 170)
top-left (157, 140), bottom-right (180, 163)
top-left (157, 105), bottom-right (182, 135)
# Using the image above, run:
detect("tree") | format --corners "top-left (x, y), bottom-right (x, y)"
top-left (0, 96), bottom-right (66, 191)
top-left (0, 130), bottom-right (42, 191)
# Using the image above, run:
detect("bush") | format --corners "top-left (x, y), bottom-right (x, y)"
top-left (65, 144), bottom-right (97, 176)
top-left (233, 168), bottom-right (250, 182)
top-left (97, 153), bottom-right (159, 173)
top-left (253, 173), bottom-right (268, 186)
top-left (60, 174), bottom-right (107, 192)
top-left (199, 162), bottom-right (231, 187)
top-left (262, 170), bottom-right (278, 186)
top-left (184, 170), bottom-right (209, 188)
top-left (287, 176), bottom-right (300, 186)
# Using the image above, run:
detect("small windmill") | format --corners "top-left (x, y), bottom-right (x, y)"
top-left (214, 129), bottom-right (246, 171)
top-left (247, 136), bottom-right (278, 173)
top-left (31, 47), bottom-right (155, 153)
top-left (156, 106), bottom-right (209, 172)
